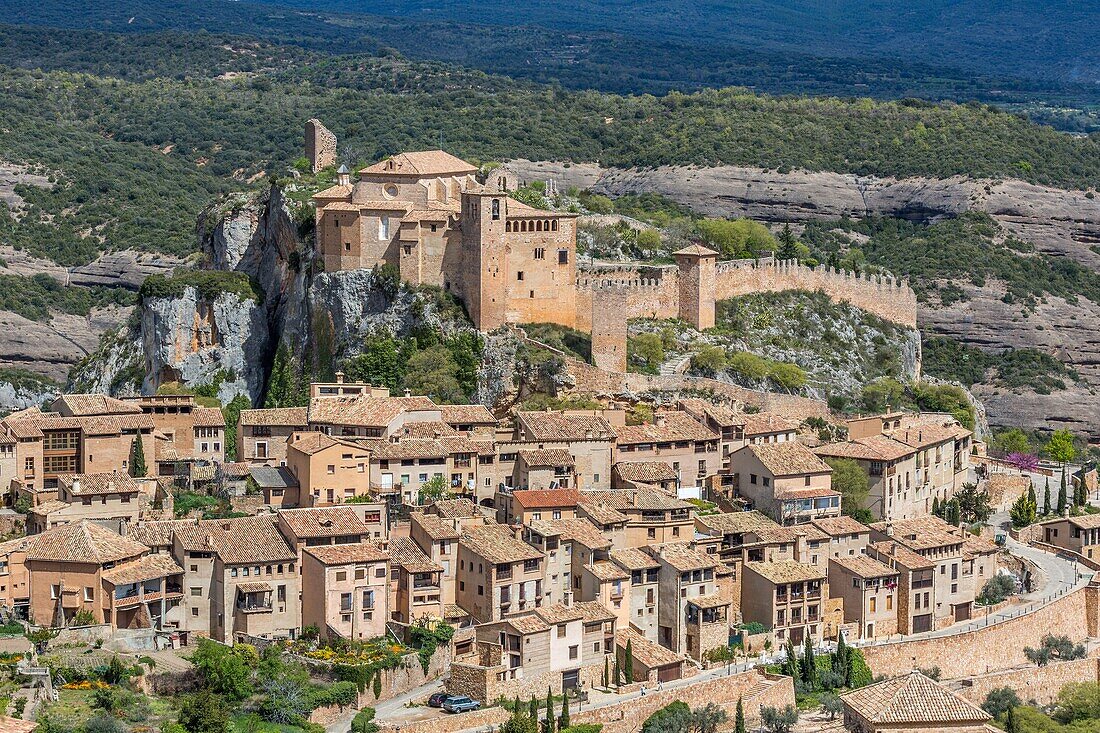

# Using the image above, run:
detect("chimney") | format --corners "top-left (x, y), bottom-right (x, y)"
top-left (656, 415), bottom-right (666, 428)
top-left (72, 477), bottom-right (81, 495)
top-left (336, 164), bottom-right (350, 187)
top-left (404, 388), bottom-right (412, 397)
top-left (885, 521), bottom-right (893, 537)
top-left (335, 371), bottom-right (345, 384)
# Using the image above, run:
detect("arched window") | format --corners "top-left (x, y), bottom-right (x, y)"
top-left (491, 199), bottom-right (500, 221)
top-left (551, 220), bottom-right (558, 232)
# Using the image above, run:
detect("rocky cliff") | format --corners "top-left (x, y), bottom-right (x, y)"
top-left (505, 160), bottom-right (1100, 437)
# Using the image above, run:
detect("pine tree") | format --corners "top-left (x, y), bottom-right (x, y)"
top-left (1010, 491), bottom-right (1037, 529)
top-left (129, 436), bottom-right (147, 478)
top-left (776, 224), bottom-right (800, 260)
top-left (1043, 477), bottom-right (1052, 515)
top-left (802, 635), bottom-right (817, 689)
top-left (784, 637), bottom-right (800, 680)
top-left (931, 496), bottom-right (941, 518)
top-left (734, 697), bottom-right (746, 733)
top-left (542, 690), bottom-right (555, 733)
top-left (624, 639), bottom-right (635, 683)
top-left (558, 694), bottom-right (569, 730)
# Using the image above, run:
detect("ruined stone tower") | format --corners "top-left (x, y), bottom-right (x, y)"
top-left (674, 244), bottom-right (718, 330)
top-left (590, 288), bottom-right (628, 373)
top-left (304, 118), bottom-right (338, 173)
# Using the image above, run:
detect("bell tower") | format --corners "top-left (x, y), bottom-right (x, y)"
top-left (461, 189), bottom-right (509, 330)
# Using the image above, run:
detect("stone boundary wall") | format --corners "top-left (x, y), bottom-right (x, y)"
top-left (378, 707), bottom-right (510, 733)
top-left (860, 583), bottom-right (1098, 679)
top-left (571, 256), bottom-right (917, 332)
top-left (951, 657), bottom-right (1100, 708)
top-left (571, 671), bottom-right (794, 733)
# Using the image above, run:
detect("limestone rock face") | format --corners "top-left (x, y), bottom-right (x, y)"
top-left (140, 287), bottom-right (269, 404)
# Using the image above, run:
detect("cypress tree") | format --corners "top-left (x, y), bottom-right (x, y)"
top-left (542, 690), bottom-right (555, 733)
top-left (734, 697), bottom-right (746, 733)
top-left (1006, 705), bottom-right (1019, 733)
top-left (802, 635), bottom-right (817, 689)
top-left (1027, 485), bottom-right (1037, 512)
top-left (129, 436), bottom-right (147, 478)
top-left (945, 498), bottom-right (961, 526)
top-left (558, 694), bottom-right (569, 730)
top-left (1043, 477), bottom-right (1052, 515)
top-left (602, 656), bottom-right (609, 688)
top-left (833, 635), bottom-right (848, 682)
top-left (1058, 476), bottom-right (1068, 514)
top-left (931, 496), bottom-right (941, 518)
top-left (784, 637), bottom-right (800, 680)
top-left (624, 640), bottom-right (635, 683)
top-left (614, 658), bottom-right (622, 687)
top-left (529, 697), bottom-right (539, 722)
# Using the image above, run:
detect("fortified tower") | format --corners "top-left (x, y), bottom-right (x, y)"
top-left (590, 288), bottom-right (629, 373)
top-left (674, 244), bottom-right (718, 330)
top-left (460, 189), bottom-right (509, 331)
top-left (304, 119), bottom-right (337, 173)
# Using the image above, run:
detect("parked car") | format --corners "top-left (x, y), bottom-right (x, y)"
top-left (442, 696), bottom-right (481, 713)
top-left (427, 692), bottom-right (450, 708)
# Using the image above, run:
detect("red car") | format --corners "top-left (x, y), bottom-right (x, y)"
top-left (427, 692), bottom-right (449, 708)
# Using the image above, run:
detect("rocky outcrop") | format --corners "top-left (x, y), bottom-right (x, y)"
top-left (140, 287), bottom-right (269, 403)
top-left (0, 307), bottom-right (130, 383)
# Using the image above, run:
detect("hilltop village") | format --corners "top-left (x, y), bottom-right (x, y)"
top-left (0, 132), bottom-right (1095, 733)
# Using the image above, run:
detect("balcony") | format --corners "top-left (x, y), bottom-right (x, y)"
top-left (237, 601), bottom-right (273, 614)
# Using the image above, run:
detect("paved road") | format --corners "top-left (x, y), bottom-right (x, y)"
top-left (328, 678), bottom-right (444, 733)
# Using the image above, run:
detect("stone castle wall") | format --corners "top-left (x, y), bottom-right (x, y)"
top-left (951, 657), bottom-right (1100, 708)
top-left (305, 119), bottom-right (338, 173)
top-left (860, 582), bottom-right (1098, 679)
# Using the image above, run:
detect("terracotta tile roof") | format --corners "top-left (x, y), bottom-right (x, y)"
top-left (304, 541), bottom-right (389, 565)
top-left (102, 553), bottom-right (183, 586)
top-left (438, 404), bottom-right (497, 425)
top-left (533, 603), bottom-right (585, 624)
top-left (673, 243), bottom-right (719, 257)
top-left (192, 407), bottom-right (227, 428)
top-left (686, 593), bottom-right (730, 609)
top-left (388, 537), bottom-right (442, 573)
top-left (1065, 513), bottom-right (1100, 530)
top-left (25, 521), bottom-right (148, 564)
top-left (744, 560), bottom-right (825, 584)
top-left (961, 533), bottom-right (999, 560)
top-left (574, 600), bottom-right (617, 623)
top-left (58, 472), bottom-right (141, 496)
top-left (28, 500), bottom-right (70, 516)
top-left (616, 627), bottom-right (682, 668)
top-left (238, 407), bottom-right (309, 427)
top-left (750, 525), bottom-right (830, 544)
top-left (55, 394), bottom-right (142, 416)
top-left (174, 515), bottom-right (296, 564)
top-left (278, 507), bottom-right (369, 539)
top-left (527, 518), bottom-right (610, 549)
top-left (888, 423), bottom-right (970, 450)
top-left (830, 555), bottom-right (899, 580)
top-left (869, 541), bottom-right (934, 570)
top-left (815, 435), bottom-right (914, 462)
top-left (359, 150), bottom-right (477, 176)
top-left (810, 516), bottom-right (870, 537)
top-left (615, 411), bottom-right (719, 444)
top-left (308, 395), bottom-right (438, 428)
top-left (513, 488), bottom-right (581, 509)
top-left (504, 614), bottom-right (550, 635)
top-left (460, 524), bottom-right (542, 564)
top-left (585, 561), bottom-right (629, 581)
top-left (577, 497), bottom-right (629, 526)
top-left (431, 498), bottom-right (481, 519)
top-left (411, 512), bottom-right (461, 541)
top-left (774, 486), bottom-right (841, 501)
top-left (518, 448), bottom-right (575, 469)
top-left (745, 443), bottom-right (833, 476)
top-left (742, 412), bottom-right (798, 436)
top-left (373, 439), bottom-right (451, 460)
top-left (313, 183), bottom-right (353, 199)
top-left (613, 461), bottom-right (677, 484)
top-left (288, 432), bottom-right (346, 456)
top-left (841, 670), bottom-right (991, 725)
top-left (237, 581), bottom-right (273, 593)
top-left (654, 542), bottom-right (717, 572)
top-left (869, 516), bottom-right (964, 552)
top-left (610, 547), bottom-right (660, 571)
top-left (695, 510), bottom-right (779, 536)
top-left (127, 520), bottom-right (195, 548)
top-left (5, 411), bottom-right (154, 437)
top-left (395, 421), bottom-right (459, 439)
top-left (516, 412), bottom-right (616, 441)
top-left (677, 398), bottom-right (742, 428)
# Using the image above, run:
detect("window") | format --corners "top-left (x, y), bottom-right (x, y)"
top-left (750, 474), bottom-right (758, 485)
top-left (491, 199), bottom-right (500, 220)
top-left (558, 250), bottom-right (568, 264)
top-left (379, 216), bottom-right (390, 239)
top-left (568, 645), bottom-right (578, 660)
top-left (534, 247), bottom-right (545, 260)
top-left (278, 585), bottom-right (287, 602)
top-left (192, 607), bottom-right (200, 617)
top-left (557, 624), bottom-right (567, 638)
top-left (50, 585), bottom-right (59, 600)
top-left (190, 587), bottom-right (203, 597)
top-left (336, 571), bottom-right (347, 582)
top-left (327, 465), bottom-right (336, 475)
top-left (517, 271), bottom-right (524, 281)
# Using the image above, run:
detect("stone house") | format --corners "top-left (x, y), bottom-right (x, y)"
top-left (513, 449), bottom-right (577, 491)
top-left (456, 523), bottom-right (545, 623)
top-left (866, 540), bottom-right (937, 635)
top-left (741, 560), bottom-right (827, 645)
top-left (609, 547), bottom-right (661, 641)
top-left (247, 465), bottom-right (301, 508)
top-left (828, 554), bottom-right (900, 640)
top-left (301, 542), bottom-right (390, 641)
top-left (840, 669), bottom-right (994, 733)
top-left (388, 537), bottom-right (445, 623)
top-left (649, 542), bottom-right (728, 660)
top-left (581, 489), bottom-right (695, 547)
top-left (285, 432), bottom-right (374, 506)
top-left (494, 411), bottom-right (618, 494)
top-left (371, 436), bottom-right (481, 503)
top-left (276, 506), bottom-right (374, 569)
top-left (677, 399), bottom-right (798, 472)
top-left (611, 461), bottom-right (678, 493)
top-left (577, 497), bottom-right (629, 547)
top-left (409, 512), bottom-right (462, 606)
top-left (523, 516), bottom-right (615, 609)
top-left (1039, 514), bottom-right (1100, 560)
top-left (614, 411), bottom-right (721, 490)
top-left (727, 443), bottom-right (840, 525)
top-left (498, 488), bottom-right (581, 525)
top-left (236, 407), bottom-right (308, 466)
top-left (0, 537), bottom-right (30, 619)
top-left (810, 515), bottom-right (872, 559)
top-left (26, 472), bottom-right (148, 534)
top-left (616, 627), bottom-right (686, 684)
